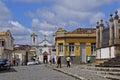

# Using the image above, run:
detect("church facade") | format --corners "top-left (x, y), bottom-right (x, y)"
top-left (30, 30), bottom-right (56, 64)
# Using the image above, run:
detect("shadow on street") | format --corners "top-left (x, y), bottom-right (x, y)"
top-left (0, 67), bottom-right (17, 73)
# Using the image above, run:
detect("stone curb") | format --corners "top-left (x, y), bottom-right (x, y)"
top-left (53, 68), bottom-right (86, 80)
top-left (81, 66), bottom-right (120, 72)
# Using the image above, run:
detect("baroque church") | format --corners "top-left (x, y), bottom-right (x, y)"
top-left (30, 29), bottom-right (56, 63)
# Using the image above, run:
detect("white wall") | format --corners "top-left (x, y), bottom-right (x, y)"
top-left (111, 46), bottom-right (115, 58)
top-left (39, 55), bottom-right (43, 62)
top-left (96, 50), bottom-right (100, 59)
top-left (101, 47), bottom-right (109, 58)
top-left (96, 46), bottom-right (115, 59)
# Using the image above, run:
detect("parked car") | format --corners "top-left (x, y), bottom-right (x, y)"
top-left (0, 58), bottom-right (10, 70)
top-left (27, 60), bottom-right (39, 65)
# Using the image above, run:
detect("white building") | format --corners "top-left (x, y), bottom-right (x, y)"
top-left (30, 30), bottom-right (56, 63)
top-left (13, 45), bottom-right (30, 66)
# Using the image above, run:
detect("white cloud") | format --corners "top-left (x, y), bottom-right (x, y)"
top-left (9, 21), bottom-right (31, 44)
top-left (32, 18), bottom-right (40, 28)
top-left (90, 12), bottom-right (105, 24)
top-left (0, 1), bottom-right (32, 45)
top-left (56, 0), bottom-right (112, 11)
top-left (54, 5), bottom-right (92, 21)
top-left (9, 21), bottom-right (25, 29)
top-left (36, 9), bottom-right (55, 21)
top-left (39, 30), bottom-right (53, 36)
top-left (2, 0), bottom-right (119, 44)
top-left (32, 18), bottom-right (56, 30)
top-left (0, 1), bottom-right (11, 20)
top-left (28, 0), bottom-right (115, 30)
top-left (0, 1), bottom-right (11, 30)
top-left (117, 8), bottom-right (120, 16)
top-left (24, 0), bottom-right (117, 44)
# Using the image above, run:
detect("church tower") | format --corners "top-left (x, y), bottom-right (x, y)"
top-left (31, 29), bottom-right (38, 46)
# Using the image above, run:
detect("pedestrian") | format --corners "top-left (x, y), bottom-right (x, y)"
top-left (57, 56), bottom-right (61, 68)
top-left (66, 56), bottom-right (70, 67)
top-left (87, 56), bottom-right (91, 63)
top-left (16, 58), bottom-right (20, 66)
top-left (49, 59), bottom-right (52, 65)
top-left (13, 59), bottom-right (16, 66)
top-left (16, 59), bottom-right (19, 66)
top-left (52, 58), bottom-right (55, 64)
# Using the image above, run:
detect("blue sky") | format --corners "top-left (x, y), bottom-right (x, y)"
top-left (0, 0), bottom-right (120, 45)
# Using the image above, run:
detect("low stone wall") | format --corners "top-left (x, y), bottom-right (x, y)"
top-left (59, 56), bottom-right (83, 64)
top-left (96, 59), bottom-right (108, 65)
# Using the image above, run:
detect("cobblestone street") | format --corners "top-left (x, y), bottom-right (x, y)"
top-left (0, 65), bottom-right (76, 80)
top-left (1, 64), bottom-right (120, 80)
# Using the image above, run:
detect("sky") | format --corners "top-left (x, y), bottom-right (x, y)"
top-left (0, 0), bottom-right (120, 45)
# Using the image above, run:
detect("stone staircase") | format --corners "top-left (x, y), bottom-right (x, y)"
top-left (96, 55), bottom-right (120, 67)
top-left (80, 65), bottom-right (120, 80)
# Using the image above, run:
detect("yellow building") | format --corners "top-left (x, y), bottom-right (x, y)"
top-left (55, 28), bottom-right (96, 64)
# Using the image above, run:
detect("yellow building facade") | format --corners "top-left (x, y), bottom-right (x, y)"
top-left (55, 28), bottom-right (96, 64)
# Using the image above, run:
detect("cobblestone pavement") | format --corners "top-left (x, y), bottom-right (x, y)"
top-left (0, 65), bottom-right (77, 80)
top-left (51, 64), bottom-right (111, 80)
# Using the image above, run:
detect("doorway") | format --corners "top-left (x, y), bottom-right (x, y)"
top-left (80, 43), bottom-right (86, 63)
top-left (43, 51), bottom-right (48, 64)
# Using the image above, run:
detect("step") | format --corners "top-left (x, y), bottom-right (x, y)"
top-left (88, 70), bottom-right (120, 80)
top-left (96, 64), bottom-right (120, 67)
top-left (86, 66), bottom-right (120, 72)
top-left (105, 75), bottom-right (120, 80)
top-left (97, 65), bottom-right (120, 67)
top-left (107, 72), bottom-right (120, 76)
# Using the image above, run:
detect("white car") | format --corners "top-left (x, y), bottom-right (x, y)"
top-left (27, 61), bottom-right (39, 65)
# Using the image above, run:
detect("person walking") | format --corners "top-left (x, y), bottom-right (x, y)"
top-left (66, 56), bottom-right (70, 68)
top-left (57, 56), bottom-right (61, 68)
top-left (87, 56), bottom-right (91, 63)
top-left (13, 58), bottom-right (16, 66)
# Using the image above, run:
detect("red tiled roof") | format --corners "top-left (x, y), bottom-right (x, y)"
top-left (68, 28), bottom-right (96, 34)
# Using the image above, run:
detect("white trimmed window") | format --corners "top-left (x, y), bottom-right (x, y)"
top-left (69, 43), bottom-right (74, 56)
top-left (91, 43), bottom-right (96, 56)
top-left (58, 43), bottom-right (63, 56)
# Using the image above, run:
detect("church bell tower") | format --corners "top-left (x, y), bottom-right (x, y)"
top-left (31, 29), bottom-right (38, 46)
